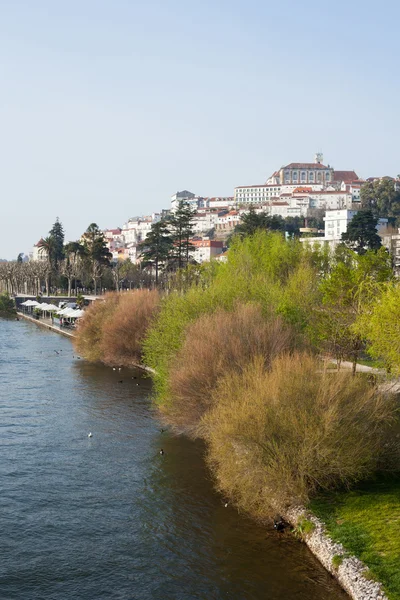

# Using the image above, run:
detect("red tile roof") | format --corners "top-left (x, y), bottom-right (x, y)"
top-left (333, 171), bottom-right (359, 183)
top-left (235, 184), bottom-right (281, 189)
top-left (283, 163), bottom-right (330, 170)
top-left (293, 187), bottom-right (313, 193)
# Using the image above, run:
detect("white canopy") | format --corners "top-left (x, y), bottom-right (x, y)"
top-left (46, 304), bottom-right (59, 310)
top-left (36, 303), bottom-right (50, 311)
top-left (56, 308), bottom-right (71, 315)
top-left (56, 307), bottom-right (78, 317)
top-left (21, 300), bottom-right (40, 306)
top-left (70, 309), bottom-right (84, 318)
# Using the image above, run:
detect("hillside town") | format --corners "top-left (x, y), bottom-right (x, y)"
top-left (15, 152), bottom-right (400, 279)
top-left (82, 154), bottom-right (399, 264)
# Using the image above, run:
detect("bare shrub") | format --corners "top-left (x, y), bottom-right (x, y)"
top-left (163, 303), bottom-right (297, 436)
top-left (74, 293), bottom-right (121, 361)
top-left (202, 353), bottom-right (398, 519)
top-left (100, 289), bottom-right (160, 366)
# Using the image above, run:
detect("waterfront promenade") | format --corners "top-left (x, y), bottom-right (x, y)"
top-left (17, 312), bottom-right (75, 338)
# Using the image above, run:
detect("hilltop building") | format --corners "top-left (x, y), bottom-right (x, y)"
top-left (234, 154), bottom-right (361, 214)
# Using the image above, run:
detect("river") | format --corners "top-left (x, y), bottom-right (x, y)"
top-left (0, 319), bottom-right (348, 600)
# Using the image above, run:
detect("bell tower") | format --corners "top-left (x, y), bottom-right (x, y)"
top-left (315, 152), bottom-right (323, 164)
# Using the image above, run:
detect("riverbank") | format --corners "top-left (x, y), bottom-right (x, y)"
top-left (287, 505), bottom-right (390, 600)
top-left (18, 307), bottom-right (395, 600)
top-left (309, 479), bottom-right (400, 600)
top-left (0, 318), bottom-right (348, 599)
top-left (17, 312), bottom-right (75, 338)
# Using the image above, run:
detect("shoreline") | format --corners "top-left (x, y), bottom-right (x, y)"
top-left (15, 312), bottom-right (390, 599)
top-left (286, 507), bottom-right (388, 600)
top-left (17, 312), bottom-right (75, 338)
top-left (17, 312), bottom-right (154, 374)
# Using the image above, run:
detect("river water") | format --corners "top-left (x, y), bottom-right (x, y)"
top-left (0, 319), bottom-right (348, 600)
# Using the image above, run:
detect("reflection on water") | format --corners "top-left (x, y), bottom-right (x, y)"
top-left (0, 319), bottom-right (348, 599)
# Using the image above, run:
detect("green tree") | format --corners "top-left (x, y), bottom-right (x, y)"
top-left (360, 178), bottom-right (400, 222)
top-left (170, 201), bottom-right (196, 270)
top-left (360, 282), bottom-right (400, 373)
top-left (82, 224), bottom-right (112, 295)
top-left (49, 218), bottom-right (65, 269)
top-left (139, 220), bottom-right (174, 285)
top-left (341, 210), bottom-right (382, 254)
top-left (313, 247), bottom-right (392, 373)
top-left (230, 207), bottom-right (285, 241)
top-left (0, 292), bottom-right (16, 316)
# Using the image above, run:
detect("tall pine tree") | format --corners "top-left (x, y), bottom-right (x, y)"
top-left (49, 217), bottom-right (65, 269)
top-left (139, 219), bottom-right (174, 285)
top-left (170, 201), bottom-right (196, 270)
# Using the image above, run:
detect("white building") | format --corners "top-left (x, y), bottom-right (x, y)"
top-left (192, 212), bottom-right (219, 234)
top-left (270, 154), bottom-right (334, 186)
top-left (191, 239), bottom-right (224, 263)
top-left (30, 240), bottom-right (48, 261)
top-left (301, 209), bottom-right (388, 250)
top-left (324, 209), bottom-right (358, 241)
top-left (235, 155), bottom-right (360, 208)
top-left (170, 190), bottom-right (197, 212)
top-left (215, 211), bottom-right (241, 232)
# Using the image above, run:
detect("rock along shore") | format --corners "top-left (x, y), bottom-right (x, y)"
top-left (286, 507), bottom-right (388, 600)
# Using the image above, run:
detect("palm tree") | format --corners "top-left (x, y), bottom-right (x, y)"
top-left (37, 236), bottom-right (56, 296)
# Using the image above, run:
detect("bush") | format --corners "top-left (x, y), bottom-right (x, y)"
top-left (0, 293), bottom-right (16, 315)
top-left (100, 290), bottom-right (160, 366)
top-left (202, 353), bottom-right (398, 518)
top-left (74, 293), bottom-right (121, 362)
top-left (162, 303), bottom-right (297, 436)
top-left (144, 231), bottom-right (321, 404)
top-left (74, 290), bottom-right (160, 366)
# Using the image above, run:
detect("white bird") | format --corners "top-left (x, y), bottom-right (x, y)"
top-left (224, 503), bottom-right (228, 508)
top-left (113, 368), bottom-right (116, 371)
top-left (88, 432), bottom-right (93, 438)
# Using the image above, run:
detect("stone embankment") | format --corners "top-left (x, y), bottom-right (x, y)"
top-left (18, 313), bottom-right (75, 338)
top-left (286, 507), bottom-right (388, 600)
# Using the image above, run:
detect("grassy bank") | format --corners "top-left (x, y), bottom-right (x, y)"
top-left (310, 479), bottom-right (400, 600)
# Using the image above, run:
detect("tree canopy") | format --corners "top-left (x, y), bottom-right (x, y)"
top-left (341, 210), bottom-right (382, 254)
top-left (360, 178), bottom-right (400, 223)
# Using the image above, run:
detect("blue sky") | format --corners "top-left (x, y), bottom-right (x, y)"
top-left (1, 0), bottom-right (399, 258)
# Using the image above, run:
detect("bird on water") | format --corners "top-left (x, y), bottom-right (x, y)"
top-left (159, 449), bottom-right (164, 455)
top-left (88, 432), bottom-right (93, 438)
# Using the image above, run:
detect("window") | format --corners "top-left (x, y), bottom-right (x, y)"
top-left (309, 172), bottom-right (314, 182)
top-left (293, 171), bottom-right (298, 181)
top-left (326, 173), bottom-right (330, 182)
top-left (317, 173), bottom-right (322, 182)
top-left (301, 171), bottom-right (306, 182)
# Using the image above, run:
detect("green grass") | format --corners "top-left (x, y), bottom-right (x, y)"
top-left (310, 478), bottom-right (400, 600)
top-left (357, 358), bottom-right (385, 369)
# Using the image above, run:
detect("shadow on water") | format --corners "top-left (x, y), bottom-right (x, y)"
top-left (0, 319), bottom-right (348, 599)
